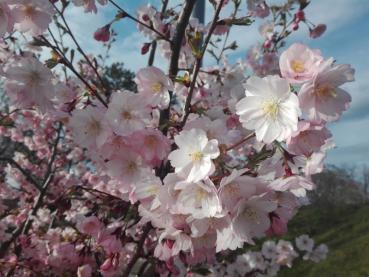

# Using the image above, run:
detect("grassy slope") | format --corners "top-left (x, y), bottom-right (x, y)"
top-left (279, 204), bottom-right (369, 277)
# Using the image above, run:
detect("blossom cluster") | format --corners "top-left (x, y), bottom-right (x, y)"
top-left (0, 0), bottom-right (353, 276)
top-left (215, 235), bottom-right (328, 276)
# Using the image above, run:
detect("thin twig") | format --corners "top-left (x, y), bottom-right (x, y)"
top-left (109, 0), bottom-right (171, 43)
top-left (40, 35), bottom-right (108, 107)
top-left (51, 2), bottom-right (109, 97)
top-left (181, 0), bottom-right (226, 127)
top-left (0, 158), bottom-right (41, 191)
top-left (0, 123), bottom-right (63, 258)
top-left (147, 0), bottom-right (169, 66)
top-left (121, 223), bottom-right (152, 277)
top-left (226, 132), bottom-right (256, 151)
top-left (158, 0), bottom-right (198, 136)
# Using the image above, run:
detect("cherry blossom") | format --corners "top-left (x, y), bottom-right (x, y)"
top-left (69, 105), bottom-right (111, 148)
top-left (0, 0), bottom-right (349, 275)
top-left (105, 90), bottom-right (151, 136)
top-left (2, 56), bottom-right (55, 111)
top-left (299, 58), bottom-right (355, 122)
top-left (0, 1), bottom-right (13, 37)
top-left (168, 128), bottom-right (220, 182)
top-left (135, 66), bottom-right (174, 109)
top-left (236, 75), bottom-right (301, 143)
top-left (280, 43), bottom-right (323, 84)
top-left (73, 0), bottom-right (108, 14)
top-left (11, 0), bottom-right (54, 36)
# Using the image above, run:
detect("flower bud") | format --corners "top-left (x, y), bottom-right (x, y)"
top-left (295, 10), bottom-right (305, 23)
top-left (292, 22), bottom-right (299, 31)
top-left (309, 24), bottom-right (327, 39)
top-left (77, 264), bottom-right (92, 277)
top-left (141, 42), bottom-right (151, 55)
top-left (263, 39), bottom-right (272, 49)
top-left (93, 24), bottom-right (111, 42)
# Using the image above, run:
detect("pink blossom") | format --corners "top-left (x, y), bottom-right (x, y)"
top-left (218, 169), bottom-right (258, 212)
top-left (106, 149), bottom-right (149, 186)
top-left (0, 1), bottom-right (14, 37)
top-left (3, 56), bottom-right (55, 112)
top-left (73, 0), bottom-right (108, 13)
top-left (76, 216), bottom-right (102, 237)
top-left (268, 176), bottom-right (315, 197)
top-left (105, 90), bottom-right (151, 136)
top-left (98, 234), bottom-right (122, 255)
top-left (69, 105), bottom-right (111, 149)
top-left (93, 24), bottom-right (111, 42)
top-left (310, 24), bottom-right (327, 39)
top-left (295, 234), bottom-right (314, 252)
top-left (279, 43), bottom-right (323, 84)
top-left (287, 121), bottom-right (332, 157)
top-left (247, 0), bottom-right (270, 18)
top-left (233, 195), bottom-right (277, 241)
top-left (11, 0), bottom-right (54, 36)
top-left (135, 66), bottom-right (174, 109)
top-left (130, 128), bottom-right (171, 167)
top-left (236, 75), bottom-right (301, 144)
top-left (77, 264), bottom-right (92, 277)
top-left (276, 240), bottom-right (298, 267)
top-left (168, 128), bottom-right (219, 182)
top-left (298, 58), bottom-right (355, 122)
top-left (174, 178), bottom-right (222, 219)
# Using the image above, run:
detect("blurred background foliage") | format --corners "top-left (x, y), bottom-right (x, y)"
top-left (280, 165), bottom-right (369, 276)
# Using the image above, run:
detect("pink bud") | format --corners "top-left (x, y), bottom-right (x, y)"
top-left (309, 24), bottom-right (327, 39)
top-left (141, 42), bottom-right (151, 55)
top-left (77, 264), bottom-right (92, 277)
top-left (165, 239), bottom-right (175, 249)
top-left (100, 258), bottom-right (113, 271)
top-left (142, 14), bottom-right (150, 22)
top-left (93, 24), bottom-right (111, 42)
top-left (263, 39), bottom-right (272, 49)
top-left (292, 22), bottom-right (299, 31)
top-left (267, 216), bottom-right (288, 236)
top-left (295, 10), bottom-right (305, 22)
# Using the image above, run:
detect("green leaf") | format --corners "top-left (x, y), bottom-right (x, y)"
top-left (230, 16), bottom-right (254, 26)
top-left (45, 59), bottom-right (58, 69)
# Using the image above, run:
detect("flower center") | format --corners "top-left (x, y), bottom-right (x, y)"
top-left (87, 119), bottom-right (101, 134)
top-left (144, 135), bottom-right (157, 147)
top-left (315, 85), bottom-right (337, 99)
top-left (290, 60), bottom-right (305, 73)
top-left (195, 187), bottom-right (207, 202)
top-left (24, 5), bottom-right (35, 18)
top-left (147, 185), bottom-right (159, 195)
top-left (152, 82), bottom-right (163, 93)
top-left (27, 71), bottom-right (41, 85)
top-left (122, 110), bottom-right (132, 120)
top-left (126, 161), bottom-right (137, 173)
top-left (225, 183), bottom-right (240, 195)
top-left (189, 151), bottom-right (203, 162)
top-left (262, 100), bottom-right (280, 120)
top-left (243, 207), bottom-right (259, 222)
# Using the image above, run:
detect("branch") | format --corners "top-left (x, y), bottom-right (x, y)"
top-left (0, 123), bottom-right (63, 258)
top-left (0, 158), bottom-right (41, 191)
top-left (50, 2), bottom-right (109, 98)
top-left (226, 132), bottom-right (256, 151)
top-left (147, 0), bottom-right (169, 66)
top-left (159, 0), bottom-right (198, 135)
top-left (109, 0), bottom-right (171, 43)
top-left (181, 0), bottom-right (226, 127)
top-left (216, 1), bottom-right (240, 63)
top-left (121, 223), bottom-right (152, 277)
top-left (40, 35), bottom-right (108, 108)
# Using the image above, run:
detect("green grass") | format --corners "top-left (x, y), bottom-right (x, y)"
top-left (279, 204), bottom-right (369, 277)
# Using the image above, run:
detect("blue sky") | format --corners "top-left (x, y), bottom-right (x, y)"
top-left (62, 0), bottom-right (369, 166)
